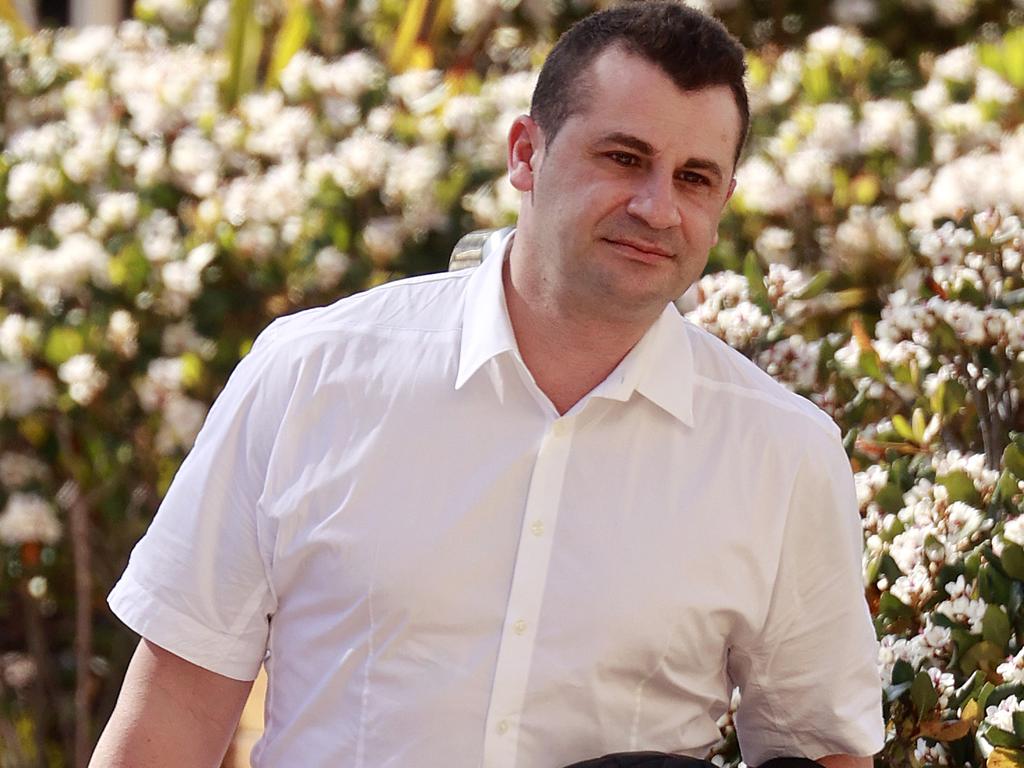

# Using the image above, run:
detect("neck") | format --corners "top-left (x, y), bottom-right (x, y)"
top-left (502, 252), bottom-right (660, 416)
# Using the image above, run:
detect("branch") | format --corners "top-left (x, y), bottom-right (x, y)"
top-left (55, 422), bottom-right (93, 768)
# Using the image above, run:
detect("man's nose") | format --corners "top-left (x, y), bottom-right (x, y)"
top-left (625, 172), bottom-right (682, 230)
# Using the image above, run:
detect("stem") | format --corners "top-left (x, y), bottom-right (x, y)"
top-left (20, 585), bottom-right (53, 768)
top-left (68, 482), bottom-right (93, 768)
top-left (56, 420), bottom-right (94, 768)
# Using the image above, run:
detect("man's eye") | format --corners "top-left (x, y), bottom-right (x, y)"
top-left (607, 152), bottom-right (639, 167)
top-left (679, 170), bottom-right (710, 186)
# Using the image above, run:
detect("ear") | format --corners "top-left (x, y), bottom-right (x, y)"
top-left (507, 115), bottom-right (544, 193)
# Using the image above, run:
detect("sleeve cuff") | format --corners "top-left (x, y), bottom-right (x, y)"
top-left (108, 570), bottom-right (266, 682)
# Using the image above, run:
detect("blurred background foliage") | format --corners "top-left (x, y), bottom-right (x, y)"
top-left (2, 0), bottom-right (1024, 766)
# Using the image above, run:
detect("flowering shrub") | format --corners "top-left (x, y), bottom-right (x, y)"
top-left (2, 0), bottom-right (1024, 764)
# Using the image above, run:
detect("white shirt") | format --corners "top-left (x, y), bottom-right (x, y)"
top-left (109, 229), bottom-right (884, 767)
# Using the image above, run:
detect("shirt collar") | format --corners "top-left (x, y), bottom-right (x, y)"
top-left (455, 227), bottom-right (695, 428)
top-left (455, 227), bottom-right (519, 391)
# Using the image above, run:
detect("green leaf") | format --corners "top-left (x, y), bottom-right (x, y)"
top-left (880, 591), bottom-right (914, 619)
top-left (44, 327), bottom-right (84, 366)
top-left (1015, 712), bottom-right (1024, 741)
top-left (858, 349), bottom-right (884, 381)
top-left (223, 0), bottom-right (264, 108)
top-left (266, 0), bottom-right (312, 88)
top-left (1002, 544), bottom-right (1024, 581)
top-left (893, 414), bottom-right (915, 442)
top-left (1005, 444), bottom-right (1024, 481)
top-left (949, 671), bottom-right (982, 710)
top-left (983, 605), bottom-right (1012, 649)
top-left (802, 62), bottom-right (832, 102)
top-left (980, 564), bottom-right (1012, 606)
top-left (979, 682), bottom-right (997, 712)
top-left (981, 723), bottom-right (1021, 749)
top-left (875, 484), bottom-right (906, 515)
top-left (1004, 27), bottom-right (1024, 87)
top-left (911, 670), bottom-right (939, 719)
top-left (938, 470), bottom-right (982, 506)
top-left (912, 408), bottom-right (928, 443)
top-left (743, 251), bottom-right (772, 316)
top-left (892, 659), bottom-right (915, 685)
top-left (795, 271), bottom-right (832, 300)
top-left (960, 640), bottom-right (1006, 675)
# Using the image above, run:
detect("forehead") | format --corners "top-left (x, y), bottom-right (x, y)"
top-left (562, 46), bottom-right (741, 168)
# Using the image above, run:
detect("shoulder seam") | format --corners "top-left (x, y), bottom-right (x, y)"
top-left (692, 374), bottom-right (838, 440)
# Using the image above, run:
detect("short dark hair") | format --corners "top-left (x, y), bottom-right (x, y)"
top-left (530, 1), bottom-right (749, 167)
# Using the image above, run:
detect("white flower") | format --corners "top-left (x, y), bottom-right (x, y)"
top-left (0, 363), bottom-right (56, 418)
top-left (832, 0), bottom-right (879, 24)
top-left (998, 648), bottom-right (1024, 685)
top-left (314, 247), bottom-right (351, 290)
top-left (934, 46), bottom-right (977, 82)
top-left (106, 310), bottom-right (139, 359)
top-left (383, 144), bottom-right (445, 206)
top-left (140, 210), bottom-right (182, 263)
top-left (806, 26), bottom-right (866, 59)
top-left (6, 162), bottom-right (61, 219)
top-left (161, 260), bottom-right (202, 301)
top-left (860, 99), bottom-right (916, 158)
top-left (388, 69), bottom-right (444, 114)
top-left (311, 50), bottom-right (385, 100)
top-left (58, 354), bottom-right (108, 406)
top-left (49, 203), bottom-right (90, 240)
top-left (0, 453), bottom-right (49, 489)
top-left (136, 356), bottom-right (184, 411)
top-left (53, 25), bottom-right (116, 67)
top-left (755, 227), bottom-right (795, 265)
top-left (734, 157), bottom-right (799, 215)
top-left (985, 695), bottom-right (1024, 734)
top-left (0, 315), bottom-right (42, 361)
top-left (931, 0), bottom-right (976, 26)
top-left (890, 564), bottom-right (935, 607)
top-left (0, 493), bottom-right (61, 546)
top-left (756, 335), bottom-right (821, 392)
top-left (170, 129), bottom-right (221, 197)
top-left (783, 148), bottom-right (835, 194)
top-left (361, 217), bottom-right (405, 264)
top-left (936, 576), bottom-right (988, 633)
top-left (975, 69), bottom-right (1016, 106)
top-left (154, 394), bottom-right (207, 454)
top-left (1, 653), bottom-right (38, 690)
top-left (914, 739), bottom-right (949, 766)
top-left (16, 235), bottom-right (110, 307)
top-left (1003, 517), bottom-right (1024, 548)
top-left (96, 192), bottom-right (140, 232)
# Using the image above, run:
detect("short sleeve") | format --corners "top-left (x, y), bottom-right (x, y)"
top-left (108, 323), bottom-right (292, 681)
top-left (729, 430), bottom-right (885, 764)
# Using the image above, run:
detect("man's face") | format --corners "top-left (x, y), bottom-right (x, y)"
top-left (509, 46), bottom-right (740, 321)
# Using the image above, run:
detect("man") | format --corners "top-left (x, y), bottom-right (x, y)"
top-left (91, 3), bottom-right (884, 767)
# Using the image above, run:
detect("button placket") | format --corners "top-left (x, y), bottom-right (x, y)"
top-left (481, 417), bottom-right (574, 767)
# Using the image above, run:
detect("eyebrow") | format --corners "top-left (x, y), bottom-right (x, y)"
top-left (598, 131), bottom-right (726, 184)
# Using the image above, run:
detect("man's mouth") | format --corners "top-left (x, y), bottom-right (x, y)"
top-left (601, 238), bottom-right (674, 262)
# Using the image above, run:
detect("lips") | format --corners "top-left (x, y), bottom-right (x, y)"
top-left (601, 237), bottom-right (674, 262)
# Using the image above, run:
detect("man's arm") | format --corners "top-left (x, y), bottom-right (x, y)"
top-left (817, 755), bottom-right (872, 768)
top-left (90, 639), bottom-right (254, 768)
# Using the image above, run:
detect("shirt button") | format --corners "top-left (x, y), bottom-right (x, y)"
top-left (496, 719), bottom-right (509, 735)
top-left (512, 619), bottom-right (527, 635)
top-left (530, 519), bottom-right (544, 536)
top-left (552, 420), bottom-right (569, 438)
